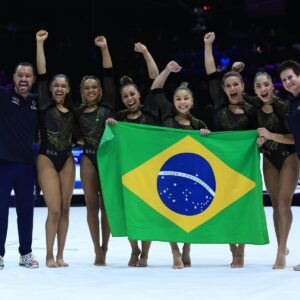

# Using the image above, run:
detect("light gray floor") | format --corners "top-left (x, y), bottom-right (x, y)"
top-left (1, 206), bottom-right (300, 300)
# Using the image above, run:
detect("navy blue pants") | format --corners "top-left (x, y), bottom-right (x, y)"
top-left (0, 161), bottom-right (35, 257)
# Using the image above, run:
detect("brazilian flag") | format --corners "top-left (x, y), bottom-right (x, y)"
top-left (98, 122), bottom-right (269, 244)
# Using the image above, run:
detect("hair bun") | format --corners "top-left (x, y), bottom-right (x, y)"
top-left (178, 81), bottom-right (189, 89)
top-left (120, 75), bottom-right (133, 86)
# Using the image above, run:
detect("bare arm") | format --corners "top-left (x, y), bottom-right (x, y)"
top-left (36, 30), bottom-right (48, 75)
top-left (94, 35), bottom-right (115, 111)
top-left (134, 42), bottom-right (159, 79)
top-left (95, 36), bottom-right (112, 68)
top-left (204, 32), bottom-right (216, 75)
top-left (257, 128), bottom-right (295, 144)
top-left (151, 61), bottom-right (181, 90)
top-left (35, 30), bottom-right (51, 110)
top-left (203, 32), bottom-right (227, 109)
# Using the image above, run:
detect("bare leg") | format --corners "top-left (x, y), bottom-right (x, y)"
top-left (99, 187), bottom-right (110, 264)
top-left (56, 156), bottom-right (75, 267)
top-left (229, 244), bottom-right (237, 265)
top-left (37, 155), bottom-right (61, 268)
top-left (128, 240), bottom-right (141, 267)
top-left (263, 159), bottom-right (282, 268)
top-left (263, 158), bottom-right (280, 247)
top-left (170, 242), bottom-right (184, 269)
top-left (263, 156), bottom-right (299, 269)
top-left (80, 156), bottom-right (106, 266)
top-left (136, 241), bottom-right (151, 267)
top-left (182, 243), bottom-right (191, 267)
top-left (231, 244), bottom-right (245, 268)
top-left (272, 155), bottom-right (299, 269)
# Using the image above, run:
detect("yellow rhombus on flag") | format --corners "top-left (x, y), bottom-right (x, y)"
top-left (98, 122), bottom-right (269, 244)
top-left (122, 135), bottom-right (256, 233)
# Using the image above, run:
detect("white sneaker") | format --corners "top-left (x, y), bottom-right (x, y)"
top-left (0, 256), bottom-right (4, 270)
top-left (19, 253), bottom-right (39, 269)
top-left (293, 264), bottom-right (300, 271)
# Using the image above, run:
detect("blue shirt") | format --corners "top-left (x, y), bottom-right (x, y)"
top-left (288, 96), bottom-right (300, 160)
top-left (0, 86), bottom-right (38, 163)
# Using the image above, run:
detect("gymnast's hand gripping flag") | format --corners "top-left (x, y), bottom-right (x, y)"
top-left (98, 122), bottom-right (269, 244)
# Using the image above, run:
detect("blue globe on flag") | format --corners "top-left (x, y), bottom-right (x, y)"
top-left (157, 153), bottom-right (216, 216)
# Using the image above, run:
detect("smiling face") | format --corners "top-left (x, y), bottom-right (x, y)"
top-left (13, 65), bottom-right (35, 97)
top-left (121, 84), bottom-right (141, 112)
top-left (223, 75), bottom-right (244, 104)
top-left (173, 88), bottom-right (193, 115)
top-left (81, 78), bottom-right (102, 104)
top-left (280, 68), bottom-right (300, 97)
top-left (254, 74), bottom-right (274, 103)
top-left (50, 76), bottom-right (70, 103)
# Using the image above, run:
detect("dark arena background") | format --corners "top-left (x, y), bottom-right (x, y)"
top-left (2, 0), bottom-right (300, 206)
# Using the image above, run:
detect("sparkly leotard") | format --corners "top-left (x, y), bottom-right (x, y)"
top-left (37, 74), bottom-right (74, 172)
top-left (208, 72), bottom-right (257, 131)
top-left (150, 89), bottom-right (207, 130)
top-left (77, 68), bottom-right (115, 169)
top-left (116, 88), bottom-right (173, 126)
top-left (257, 98), bottom-right (295, 170)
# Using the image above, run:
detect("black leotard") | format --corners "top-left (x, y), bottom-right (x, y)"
top-left (77, 68), bottom-right (115, 169)
top-left (257, 98), bottom-right (295, 170)
top-left (116, 88), bottom-right (173, 126)
top-left (37, 73), bottom-right (74, 172)
top-left (207, 72), bottom-right (257, 131)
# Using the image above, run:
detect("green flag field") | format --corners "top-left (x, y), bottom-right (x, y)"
top-left (98, 122), bottom-right (269, 245)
